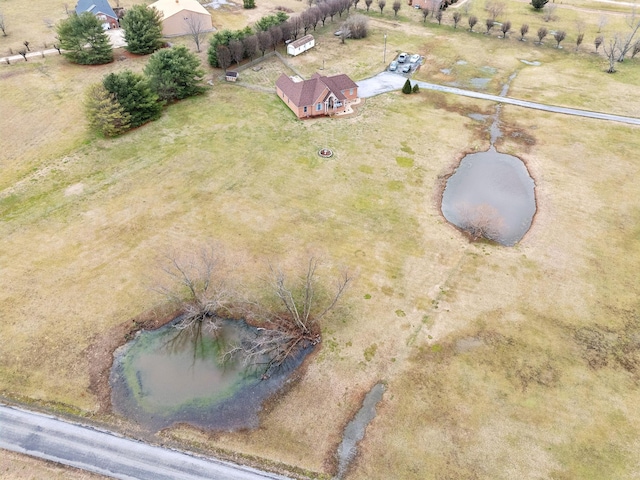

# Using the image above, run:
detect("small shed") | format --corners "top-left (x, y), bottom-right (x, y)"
top-left (225, 71), bottom-right (238, 82)
top-left (287, 35), bottom-right (315, 57)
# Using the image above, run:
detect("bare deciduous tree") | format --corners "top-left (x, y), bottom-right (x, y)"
top-left (270, 25), bottom-right (283, 48)
top-left (554, 30), bottom-right (566, 48)
top-left (485, 18), bottom-right (495, 34)
top-left (154, 246), bottom-right (233, 334)
top-left (435, 9), bottom-right (443, 24)
top-left (485, 0), bottom-right (505, 20)
top-left (615, 13), bottom-right (640, 61)
top-left (17, 48), bottom-right (27, 61)
top-left (258, 30), bottom-right (273, 54)
top-left (520, 23), bottom-right (529, 41)
top-left (393, 0), bottom-right (401, 16)
top-left (594, 35), bottom-right (603, 52)
top-left (576, 32), bottom-right (584, 51)
top-left (185, 13), bottom-right (209, 52)
top-left (597, 15), bottom-right (608, 33)
top-left (0, 12), bottom-right (6, 36)
top-left (365, 0), bottom-right (373, 11)
top-left (229, 39), bottom-right (244, 66)
top-left (243, 34), bottom-right (258, 60)
top-left (543, 3), bottom-right (557, 22)
top-left (23, 40), bottom-right (30, 51)
top-left (452, 11), bottom-right (462, 28)
top-left (225, 258), bottom-right (352, 377)
top-left (217, 44), bottom-right (232, 69)
top-left (537, 26), bottom-right (548, 44)
top-left (422, 7), bottom-right (430, 22)
top-left (632, 39), bottom-right (640, 58)
top-left (469, 15), bottom-right (478, 32)
top-left (501, 20), bottom-right (511, 38)
top-left (602, 35), bottom-right (621, 72)
top-left (378, 0), bottom-right (386, 14)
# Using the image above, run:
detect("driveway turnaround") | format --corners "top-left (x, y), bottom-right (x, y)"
top-left (357, 71), bottom-right (640, 126)
top-left (0, 404), bottom-right (291, 480)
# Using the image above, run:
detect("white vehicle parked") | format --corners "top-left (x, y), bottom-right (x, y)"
top-left (409, 54), bottom-right (421, 63)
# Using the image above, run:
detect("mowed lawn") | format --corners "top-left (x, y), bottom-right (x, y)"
top-left (1, 1), bottom-right (640, 479)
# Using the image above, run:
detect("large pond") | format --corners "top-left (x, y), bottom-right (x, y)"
top-left (441, 147), bottom-right (536, 246)
top-left (110, 318), bottom-right (311, 431)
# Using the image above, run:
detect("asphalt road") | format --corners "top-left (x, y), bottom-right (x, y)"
top-left (0, 404), bottom-right (291, 480)
top-left (357, 71), bottom-right (640, 126)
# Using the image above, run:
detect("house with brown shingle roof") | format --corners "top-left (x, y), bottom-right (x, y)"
top-left (275, 72), bottom-right (358, 119)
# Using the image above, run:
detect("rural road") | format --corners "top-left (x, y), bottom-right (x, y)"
top-left (0, 404), bottom-right (291, 480)
top-left (357, 71), bottom-right (640, 126)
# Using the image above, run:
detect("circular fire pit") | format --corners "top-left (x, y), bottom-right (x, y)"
top-left (318, 148), bottom-right (333, 158)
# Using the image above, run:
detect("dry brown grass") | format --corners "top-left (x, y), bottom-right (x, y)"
top-left (0, 449), bottom-right (107, 479)
top-left (1, 0), bottom-right (640, 478)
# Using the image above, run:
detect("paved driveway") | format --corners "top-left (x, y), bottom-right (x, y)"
top-left (356, 72), bottom-right (640, 126)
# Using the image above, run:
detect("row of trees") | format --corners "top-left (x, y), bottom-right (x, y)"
top-left (411, 2), bottom-right (640, 73)
top-left (85, 45), bottom-right (204, 136)
top-left (208, 0), bottom-right (369, 69)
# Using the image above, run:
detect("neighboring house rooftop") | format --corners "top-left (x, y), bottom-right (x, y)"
top-left (75, 0), bottom-right (117, 18)
top-left (148, 0), bottom-right (211, 18)
top-left (276, 73), bottom-right (358, 107)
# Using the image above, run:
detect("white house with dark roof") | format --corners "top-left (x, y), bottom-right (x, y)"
top-left (76, 0), bottom-right (119, 29)
top-left (275, 72), bottom-right (358, 119)
top-left (286, 35), bottom-right (315, 56)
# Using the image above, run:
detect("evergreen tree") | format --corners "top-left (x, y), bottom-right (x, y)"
top-left (56, 12), bottom-right (113, 65)
top-left (121, 5), bottom-right (163, 55)
top-left (85, 83), bottom-right (131, 137)
top-left (103, 70), bottom-right (163, 128)
top-left (145, 45), bottom-right (205, 102)
top-left (402, 79), bottom-right (412, 94)
top-left (530, 0), bottom-right (549, 10)
top-left (243, 0), bottom-right (256, 8)
top-left (412, 83), bottom-right (420, 93)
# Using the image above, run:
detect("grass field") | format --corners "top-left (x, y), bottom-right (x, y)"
top-left (1, 0), bottom-right (640, 478)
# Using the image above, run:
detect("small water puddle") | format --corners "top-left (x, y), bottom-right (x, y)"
top-left (110, 318), bottom-right (312, 431)
top-left (335, 383), bottom-right (385, 479)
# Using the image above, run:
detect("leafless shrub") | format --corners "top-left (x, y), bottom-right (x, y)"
top-left (0, 12), bottom-right (7, 36)
top-left (554, 30), bottom-right (566, 48)
top-left (343, 13), bottom-right (369, 38)
top-left (520, 23), bottom-right (529, 40)
top-left (378, 0), bottom-right (386, 14)
top-left (575, 32), bottom-right (584, 51)
top-left (455, 203), bottom-right (506, 242)
top-left (17, 48), bottom-right (27, 61)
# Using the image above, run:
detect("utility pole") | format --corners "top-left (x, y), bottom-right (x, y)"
top-left (383, 33), bottom-right (387, 63)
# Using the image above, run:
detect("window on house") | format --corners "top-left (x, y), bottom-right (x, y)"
top-left (316, 103), bottom-right (322, 111)
top-left (304, 106), bottom-right (307, 113)
top-left (350, 88), bottom-right (354, 95)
